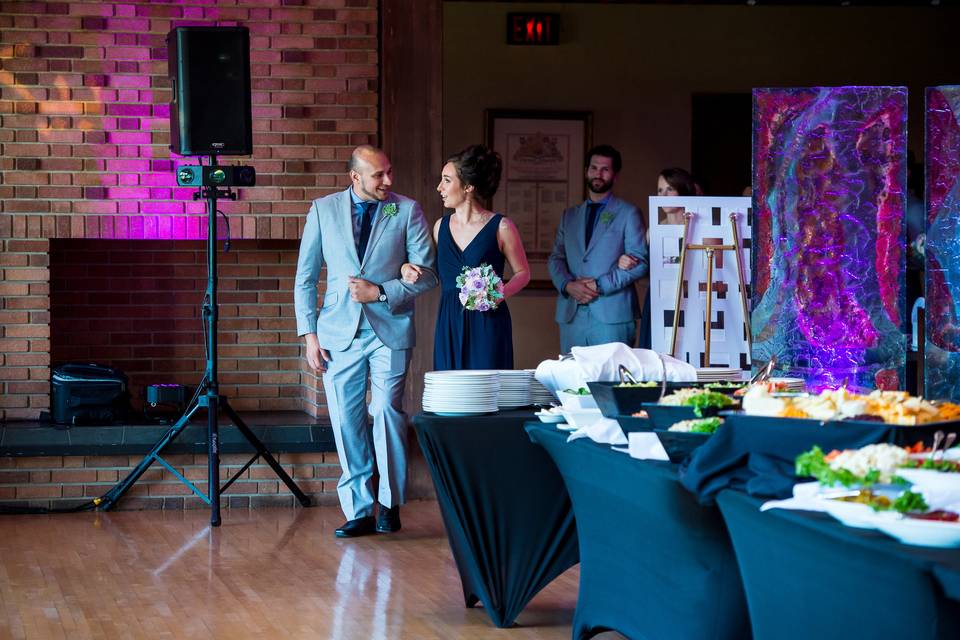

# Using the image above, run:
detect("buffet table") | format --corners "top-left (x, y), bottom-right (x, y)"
top-left (717, 490), bottom-right (960, 640)
top-left (526, 422), bottom-right (751, 640)
top-left (412, 410), bottom-right (579, 628)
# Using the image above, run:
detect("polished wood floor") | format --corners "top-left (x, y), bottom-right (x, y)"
top-left (0, 501), bottom-right (622, 639)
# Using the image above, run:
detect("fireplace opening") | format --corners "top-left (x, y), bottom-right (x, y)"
top-left (48, 238), bottom-right (321, 421)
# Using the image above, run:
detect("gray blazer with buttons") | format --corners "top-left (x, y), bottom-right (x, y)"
top-left (547, 195), bottom-right (649, 324)
top-left (294, 188), bottom-right (438, 352)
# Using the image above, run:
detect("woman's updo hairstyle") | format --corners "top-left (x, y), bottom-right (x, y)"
top-left (447, 144), bottom-right (503, 201)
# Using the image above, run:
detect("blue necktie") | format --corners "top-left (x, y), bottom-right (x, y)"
top-left (357, 201), bottom-right (375, 260)
top-left (585, 202), bottom-right (602, 248)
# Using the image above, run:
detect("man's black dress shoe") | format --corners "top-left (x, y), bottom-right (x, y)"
top-left (335, 516), bottom-right (375, 538)
top-left (376, 504), bottom-right (401, 533)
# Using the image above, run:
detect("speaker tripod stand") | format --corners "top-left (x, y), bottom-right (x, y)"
top-left (94, 161), bottom-right (310, 525)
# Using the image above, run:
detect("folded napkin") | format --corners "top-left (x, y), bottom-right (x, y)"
top-left (566, 416), bottom-right (627, 446)
top-left (571, 343), bottom-right (697, 383)
top-left (626, 432), bottom-right (669, 461)
top-left (534, 343), bottom-right (698, 398)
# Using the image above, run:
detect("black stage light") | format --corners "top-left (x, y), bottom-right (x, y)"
top-left (176, 164), bottom-right (256, 187)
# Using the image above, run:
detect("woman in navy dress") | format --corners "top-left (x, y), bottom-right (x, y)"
top-left (402, 145), bottom-right (530, 370)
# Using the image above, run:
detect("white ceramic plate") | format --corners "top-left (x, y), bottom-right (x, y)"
top-left (535, 411), bottom-right (566, 424)
top-left (821, 499), bottom-right (895, 530)
top-left (874, 516), bottom-right (960, 548)
top-left (558, 393), bottom-right (598, 410)
top-left (559, 408), bottom-right (603, 429)
top-left (898, 468), bottom-right (960, 493)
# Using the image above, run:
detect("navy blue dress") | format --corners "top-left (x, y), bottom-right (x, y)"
top-left (433, 214), bottom-right (514, 371)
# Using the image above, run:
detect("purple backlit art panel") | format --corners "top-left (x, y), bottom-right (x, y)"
top-left (752, 86), bottom-right (907, 391)
top-left (925, 86), bottom-right (960, 401)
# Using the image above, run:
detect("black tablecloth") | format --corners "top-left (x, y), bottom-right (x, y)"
top-left (681, 415), bottom-right (948, 505)
top-left (717, 490), bottom-right (960, 640)
top-left (412, 410), bottom-right (579, 628)
top-left (526, 423), bottom-right (751, 640)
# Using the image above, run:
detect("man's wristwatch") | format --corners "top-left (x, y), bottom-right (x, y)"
top-left (377, 285), bottom-right (387, 303)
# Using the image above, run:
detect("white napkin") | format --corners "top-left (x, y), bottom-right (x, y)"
top-left (625, 432), bottom-right (670, 461)
top-left (534, 343), bottom-right (698, 398)
top-left (571, 343), bottom-right (697, 383)
top-left (760, 482), bottom-right (828, 512)
top-left (566, 416), bottom-right (628, 446)
top-left (534, 358), bottom-right (587, 399)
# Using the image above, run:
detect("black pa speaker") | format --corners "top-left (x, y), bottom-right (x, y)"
top-left (167, 27), bottom-right (252, 156)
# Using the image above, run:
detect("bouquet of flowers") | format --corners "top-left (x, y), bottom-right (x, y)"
top-left (456, 263), bottom-right (504, 312)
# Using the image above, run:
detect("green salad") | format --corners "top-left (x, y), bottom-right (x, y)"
top-left (615, 381), bottom-right (659, 388)
top-left (900, 458), bottom-right (960, 472)
top-left (661, 389), bottom-right (735, 417)
top-left (795, 445), bottom-right (908, 488)
top-left (668, 417), bottom-right (723, 434)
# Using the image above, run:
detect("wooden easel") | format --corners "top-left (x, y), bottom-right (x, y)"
top-left (669, 211), bottom-right (752, 366)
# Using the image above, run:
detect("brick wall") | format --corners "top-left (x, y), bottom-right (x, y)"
top-left (0, 0), bottom-right (379, 420)
top-left (49, 239), bottom-right (306, 413)
top-left (0, 452), bottom-right (340, 510)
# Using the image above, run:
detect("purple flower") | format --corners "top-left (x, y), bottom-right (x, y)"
top-left (469, 277), bottom-right (486, 292)
top-left (476, 300), bottom-right (490, 312)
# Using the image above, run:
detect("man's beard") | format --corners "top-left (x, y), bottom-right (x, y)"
top-left (587, 176), bottom-right (613, 195)
top-left (360, 179), bottom-right (388, 201)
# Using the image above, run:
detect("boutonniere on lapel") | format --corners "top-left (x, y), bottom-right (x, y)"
top-left (382, 203), bottom-right (399, 218)
top-left (600, 211), bottom-right (614, 225)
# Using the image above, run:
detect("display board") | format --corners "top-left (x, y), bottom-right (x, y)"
top-left (648, 196), bottom-right (752, 371)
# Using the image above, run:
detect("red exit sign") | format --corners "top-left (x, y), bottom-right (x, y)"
top-left (506, 13), bottom-right (559, 46)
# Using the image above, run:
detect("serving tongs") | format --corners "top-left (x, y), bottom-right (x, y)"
top-left (929, 431), bottom-right (957, 461)
top-left (618, 364), bottom-right (639, 385)
top-left (749, 354), bottom-right (778, 386)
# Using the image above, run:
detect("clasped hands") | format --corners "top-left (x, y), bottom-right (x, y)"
top-left (565, 254), bottom-right (640, 304)
top-left (565, 278), bottom-right (599, 304)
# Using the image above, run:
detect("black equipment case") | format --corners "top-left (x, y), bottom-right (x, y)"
top-left (51, 363), bottom-right (130, 425)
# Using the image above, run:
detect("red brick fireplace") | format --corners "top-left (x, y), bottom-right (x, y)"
top-left (0, 0), bottom-right (380, 422)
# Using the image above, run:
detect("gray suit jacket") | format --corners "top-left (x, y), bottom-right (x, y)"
top-left (547, 195), bottom-right (649, 324)
top-left (294, 188), bottom-right (438, 351)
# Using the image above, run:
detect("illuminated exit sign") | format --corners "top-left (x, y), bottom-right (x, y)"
top-left (506, 13), bottom-right (559, 46)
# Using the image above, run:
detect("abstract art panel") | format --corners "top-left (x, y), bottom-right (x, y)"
top-left (925, 86), bottom-right (960, 400)
top-left (752, 86), bottom-right (907, 391)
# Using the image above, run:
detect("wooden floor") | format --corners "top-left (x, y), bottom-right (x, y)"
top-left (0, 501), bottom-right (621, 639)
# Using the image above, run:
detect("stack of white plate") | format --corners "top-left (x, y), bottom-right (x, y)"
top-left (496, 369), bottom-right (534, 409)
top-left (529, 372), bottom-right (557, 406)
top-left (696, 367), bottom-right (746, 383)
top-left (423, 371), bottom-right (499, 416)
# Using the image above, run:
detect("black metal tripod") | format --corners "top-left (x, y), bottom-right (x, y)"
top-left (94, 157), bottom-right (310, 525)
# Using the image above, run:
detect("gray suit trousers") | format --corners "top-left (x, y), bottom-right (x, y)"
top-left (322, 325), bottom-right (411, 520)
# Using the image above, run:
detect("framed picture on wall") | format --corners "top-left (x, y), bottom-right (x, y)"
top-left (484, 109), bottom-right (592, 288)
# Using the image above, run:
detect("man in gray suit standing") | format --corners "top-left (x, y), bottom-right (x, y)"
top-left (294, 145), bottom-right (438, 538)
top-left (548, 145), bottom-right (648, 353)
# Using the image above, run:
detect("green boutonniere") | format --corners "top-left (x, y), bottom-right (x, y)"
top-left (600, 211), bottom-right (614, 225)
top-left (382, 202), bottom-right (399, 217)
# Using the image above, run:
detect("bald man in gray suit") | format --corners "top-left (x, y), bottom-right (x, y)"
top-left (294, 145), bottom-right (437, 538)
